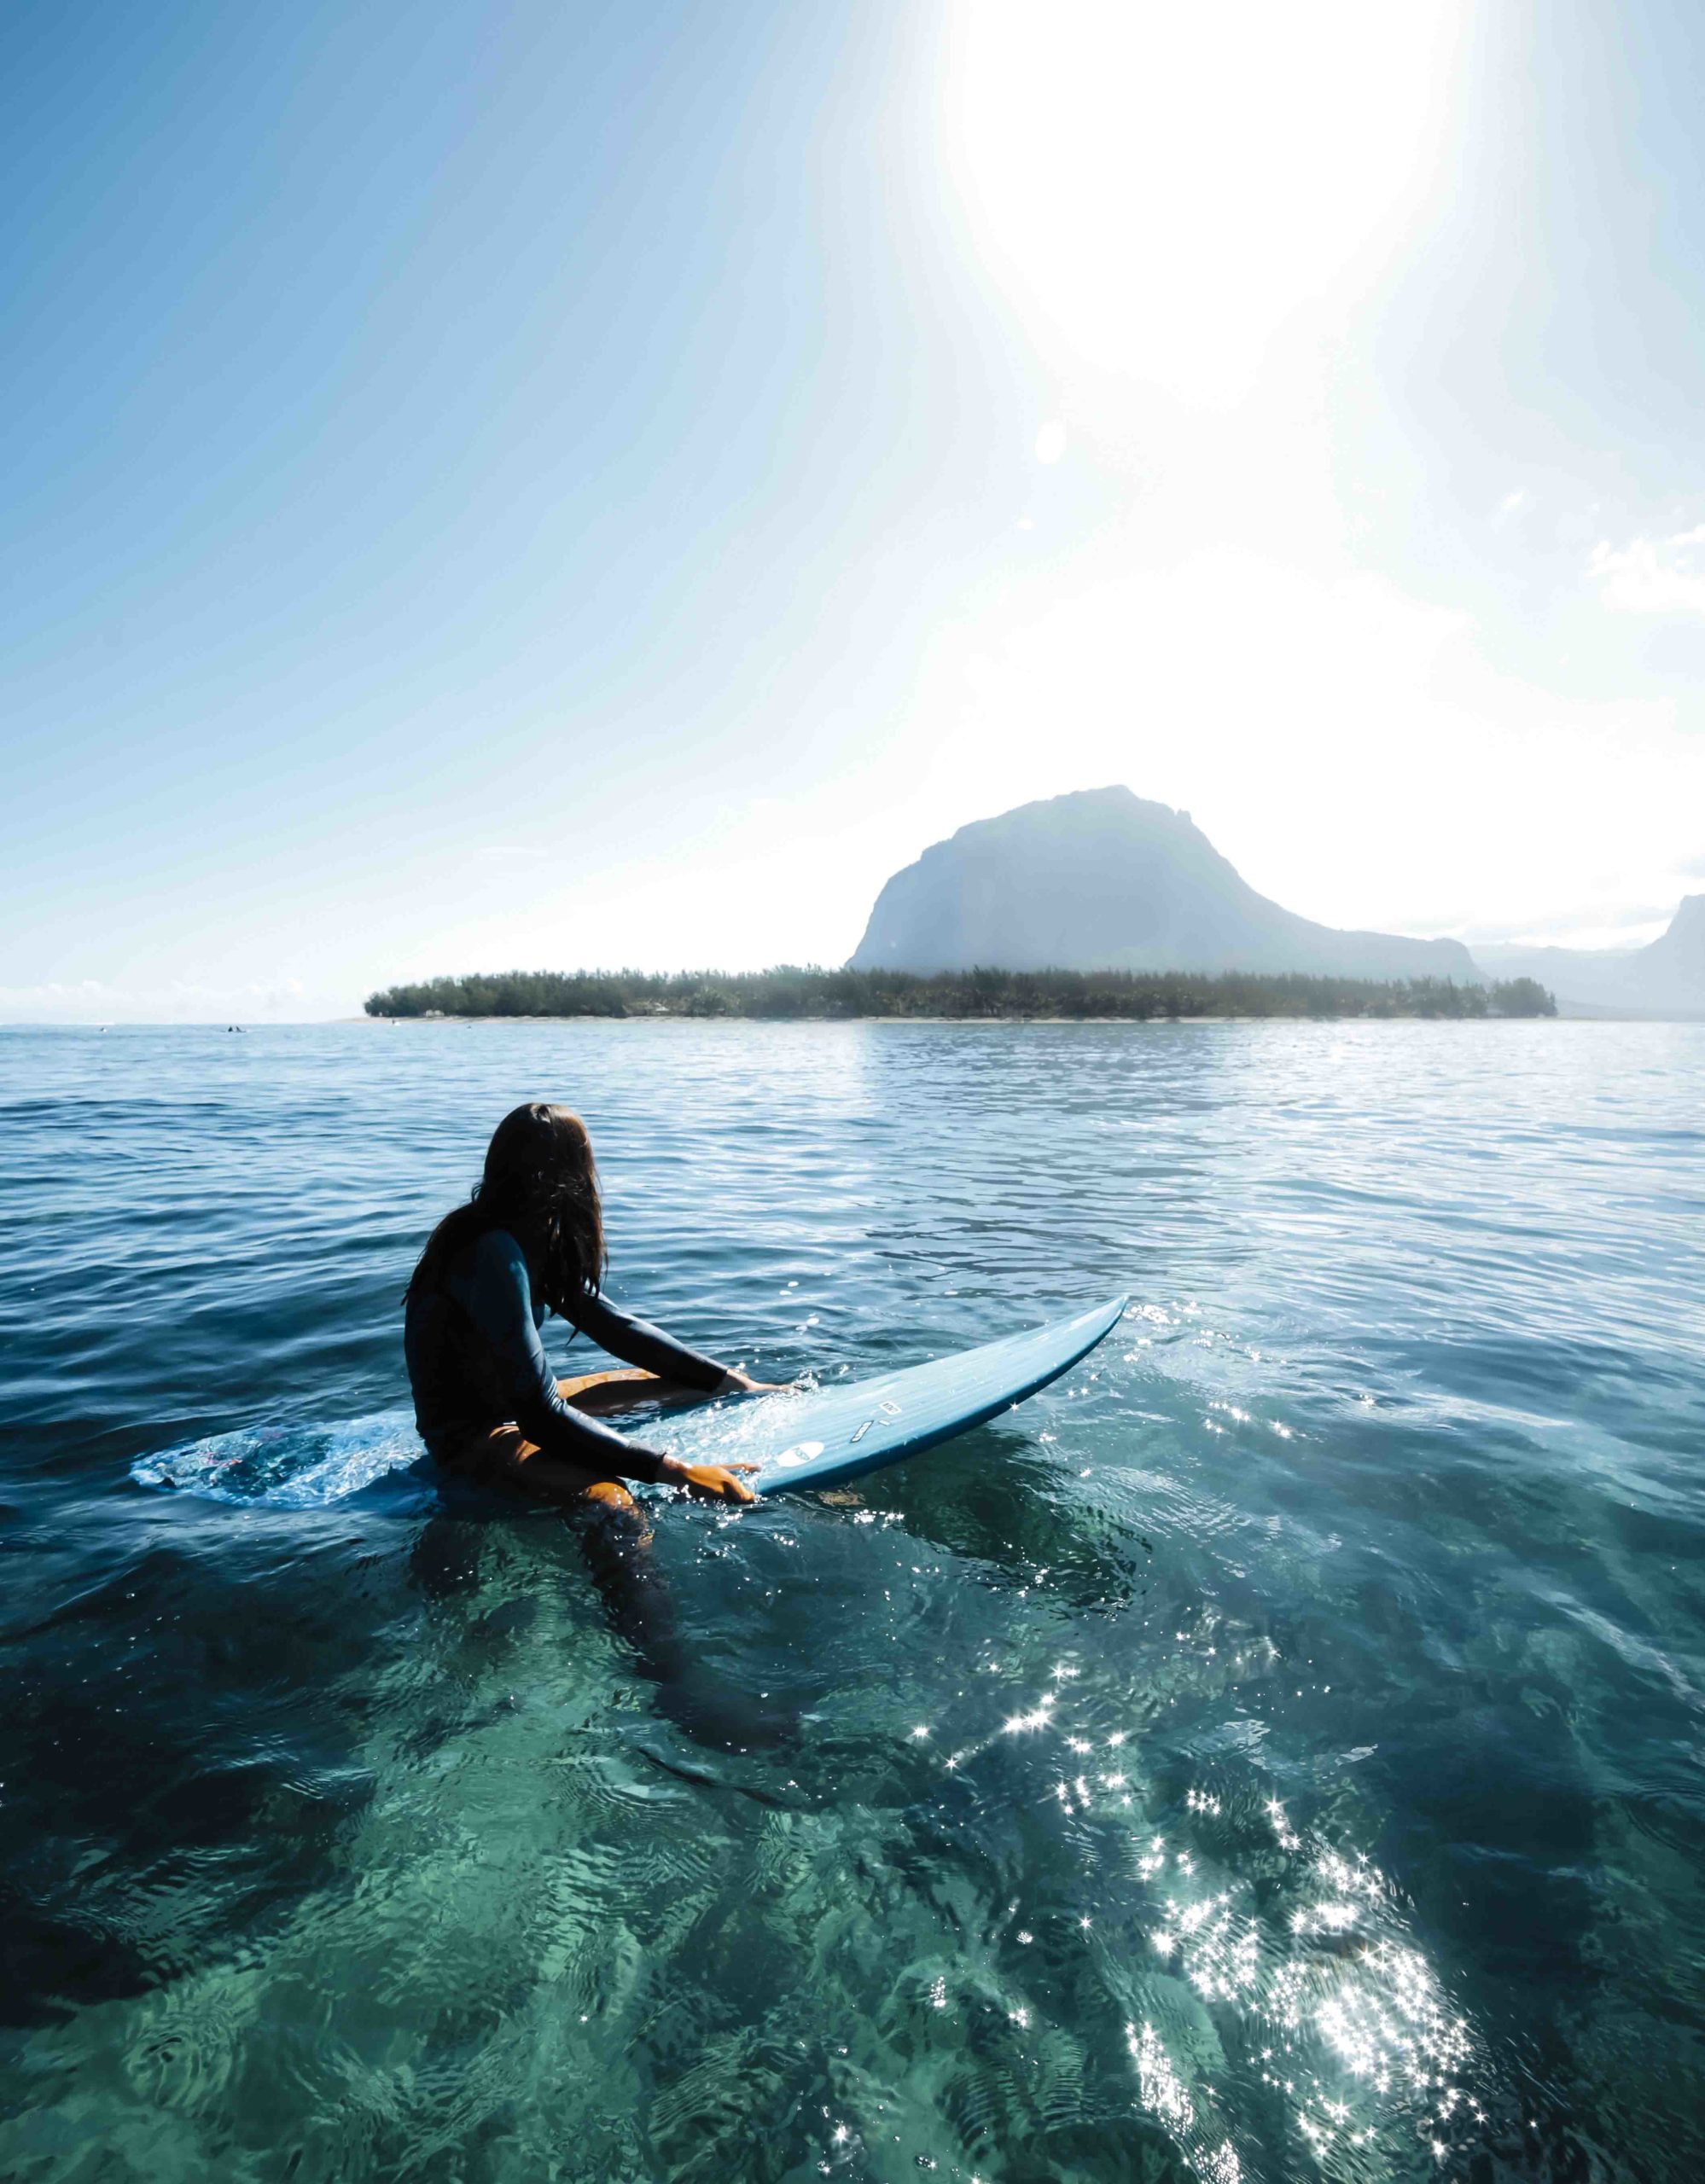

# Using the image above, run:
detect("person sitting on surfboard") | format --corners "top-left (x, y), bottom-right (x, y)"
top-left (404, 1102), bottom-right (771, 1512)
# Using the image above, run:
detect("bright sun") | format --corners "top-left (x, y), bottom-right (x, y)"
top-left (942, 0), bottom-right (1467, 405)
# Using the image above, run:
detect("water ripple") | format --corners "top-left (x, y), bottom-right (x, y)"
top-left (1, 1021), bottom-right (1702, 2179)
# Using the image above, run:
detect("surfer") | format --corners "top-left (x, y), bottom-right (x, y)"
top-left (405, 1102), bottom-right (777, 1514)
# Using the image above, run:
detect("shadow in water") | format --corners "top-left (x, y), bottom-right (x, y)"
top-left (866, 1426), bottom-right (1149, 1615)
top-left (0, 1532), bottom-right (379, 2030)
top-left (407, 1498), bottom-right (797, 1755)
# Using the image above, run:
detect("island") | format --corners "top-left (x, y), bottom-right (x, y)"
top-left (364, 966), bottom-right (1556, 1021)
top-left (366, 788), bottom-right (1574, 1022)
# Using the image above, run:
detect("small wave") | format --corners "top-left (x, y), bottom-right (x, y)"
top-left (131, 1409), bottom-right (427, 1507)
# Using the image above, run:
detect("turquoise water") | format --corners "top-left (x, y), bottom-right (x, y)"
top-left (2, 1021), bottom-right (1701, 2182)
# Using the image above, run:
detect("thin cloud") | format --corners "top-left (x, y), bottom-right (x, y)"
top-left (1589, 526), bottom-right (1705, 615)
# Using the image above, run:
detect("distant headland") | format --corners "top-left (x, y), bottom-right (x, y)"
top-left (363, 785), bottom-right (1625, 1022)
top-left (846, 787), bottom-right (1702, 1015)
top-left (850, 787), bottom-right (1481, 983)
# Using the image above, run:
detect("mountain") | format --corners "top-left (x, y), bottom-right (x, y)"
top-left (849, 788), bottom-right (1481, 982)
top-left (1473, 896), bottom-right (1705, 1017)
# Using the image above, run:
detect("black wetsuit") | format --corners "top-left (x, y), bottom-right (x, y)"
top-left (404, 1226), bottom-right (725, 1480)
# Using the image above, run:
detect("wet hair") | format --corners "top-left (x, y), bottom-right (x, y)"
top-left (406, 1102), bottom-right (606, 1316)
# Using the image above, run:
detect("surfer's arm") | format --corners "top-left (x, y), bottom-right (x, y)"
top-left (461, 1230), bottom-right (674, 1481)
top-left (567, 1291), bottom-right (782, 1394)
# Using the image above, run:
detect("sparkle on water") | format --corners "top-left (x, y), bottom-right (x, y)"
top-left (2, 1019), bottom-right (1702, 2181)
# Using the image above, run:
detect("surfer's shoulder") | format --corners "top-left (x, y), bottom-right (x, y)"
top-left (469, 1224), bottom-right (526, 1270)
top-left (468, 1224), bottom-right (532, 1300)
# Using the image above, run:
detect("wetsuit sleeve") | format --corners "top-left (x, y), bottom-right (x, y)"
top-left (565, 1291), bottom-right (727, 1392)
top-left (461, 1230), bottom-right (673, 1482)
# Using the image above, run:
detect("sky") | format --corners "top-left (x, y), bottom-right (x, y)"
top-left (5, 0), bottom-right (1705, 1020)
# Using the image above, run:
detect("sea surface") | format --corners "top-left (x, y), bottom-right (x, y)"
top-left (1, 1020), bottom-right (1702, 2183)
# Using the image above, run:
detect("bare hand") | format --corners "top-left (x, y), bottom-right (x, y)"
top-left (660, 1456), bottom-right (759, 1505)
top-left (716, 1368), bottom-right (791, 1396)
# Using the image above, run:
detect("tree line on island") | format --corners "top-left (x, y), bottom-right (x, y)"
top-left (364, 966), bottom-right (1557, 1021)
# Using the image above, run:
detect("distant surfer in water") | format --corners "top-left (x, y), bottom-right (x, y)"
top-left (404, 1102), bottom-right (777, 1515)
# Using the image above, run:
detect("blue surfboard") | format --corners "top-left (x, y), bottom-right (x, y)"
top-left (130, 1297), bottom-right (1128, 1508)
top-left (665, 1293), bottom-right (1128, 1496)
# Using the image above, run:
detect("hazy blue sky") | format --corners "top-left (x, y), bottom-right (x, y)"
top-left (6, 0), bottom-right (1705, 1019)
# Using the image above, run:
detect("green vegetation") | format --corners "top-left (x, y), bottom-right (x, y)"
top-left (365, 966), bottom-right (1557, 1021)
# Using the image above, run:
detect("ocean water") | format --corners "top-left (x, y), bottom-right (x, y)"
top-left (1, 1020), bottom-right (1701, 2184)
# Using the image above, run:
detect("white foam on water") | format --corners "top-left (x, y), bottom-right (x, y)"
top-left (131, 1409), bottom-right (425, 1507)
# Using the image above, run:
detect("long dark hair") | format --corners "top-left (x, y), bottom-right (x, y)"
top-left (407, 1102), bottom-right (606, 1317)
